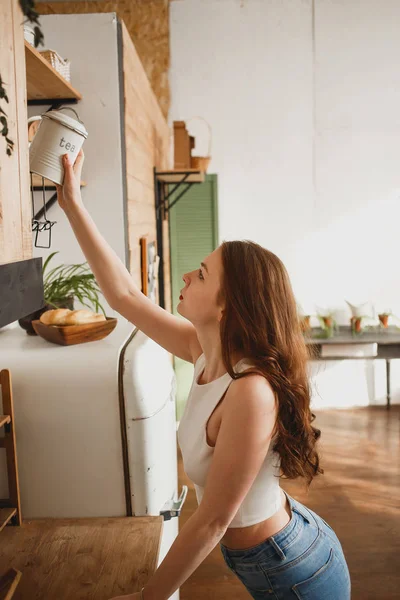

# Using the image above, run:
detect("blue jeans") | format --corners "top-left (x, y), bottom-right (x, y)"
top-left (220, 491), bottom-right (351, 599)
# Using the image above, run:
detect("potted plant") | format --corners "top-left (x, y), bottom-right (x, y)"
top-left (300, 314), bottom-right (311, 333)
top-left (350, 315), bottom-right (364, 334)
top-left (296, 302), bottom-right (313, 335)
top-left (345, 300), bottom-right (377, 336)
top-left (378, 311), bottom-right (392, 329)
top-left (19, 252), bottom-right (106, 335)
top-left (315, 310), bottom-right (337, 338)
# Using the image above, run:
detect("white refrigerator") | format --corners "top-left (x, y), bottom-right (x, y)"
top-left (0, 319), bottom-right (186, 599)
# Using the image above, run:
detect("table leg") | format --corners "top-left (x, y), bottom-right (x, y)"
top-left (385, 359), bottom-right (391, 410)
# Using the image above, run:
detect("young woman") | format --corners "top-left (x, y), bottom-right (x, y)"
top-left (57, 151), bottom-right (351, 600)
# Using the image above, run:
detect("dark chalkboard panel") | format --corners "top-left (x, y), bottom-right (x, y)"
top-left (0, 258), bottom-right (45, 328)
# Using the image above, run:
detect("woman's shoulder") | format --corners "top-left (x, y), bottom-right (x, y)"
top-left (234, 363), bottom-right (275, 399)
top-left (223, 368), bottom-right (277, 427)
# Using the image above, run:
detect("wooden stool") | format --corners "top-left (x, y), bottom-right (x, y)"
top-left (0, 369), bottom-right (21, 529)
top-left (0, 568), bottom-right (22, 600)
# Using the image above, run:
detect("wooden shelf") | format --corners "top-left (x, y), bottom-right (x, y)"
top-left (0, 508), bottom-right (16, 533)
top-left (31, 174), bottom-right (87, 190)
top-left (156, 169), bottom-right (205, 184)
top-left (25, 41), bottom-right (82, 103)
top-left (0, 416), bottom-right (10, 429)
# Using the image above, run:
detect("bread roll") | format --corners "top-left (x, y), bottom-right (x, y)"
top-left (40, 308), bottom-right (72, 325)
top-left (64, 309), bottom-right (106, 325)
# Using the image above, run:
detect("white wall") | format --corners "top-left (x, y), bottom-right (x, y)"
top-left (170, 0), bottom-right (400, 407)
top-left (29, 13), bottom-right (126, 318)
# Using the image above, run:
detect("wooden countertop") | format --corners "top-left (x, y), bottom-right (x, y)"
top-left (0, 516), bottom-right (163, 599)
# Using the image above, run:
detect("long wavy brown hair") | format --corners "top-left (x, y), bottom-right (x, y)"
top-left (217, 240), bottom-right (323, 486)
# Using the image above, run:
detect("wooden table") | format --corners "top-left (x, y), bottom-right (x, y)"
top-left (305, 327), bottom-right (400, 409)
top-left (0, 516), bottom-right (163, 599)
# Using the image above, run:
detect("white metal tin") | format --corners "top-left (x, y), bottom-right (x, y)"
top-left (28, 107), bottom-right (88, 185)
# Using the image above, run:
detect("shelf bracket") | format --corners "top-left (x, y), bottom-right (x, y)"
top-left (154, 168), bottom-right (205, 309)
top-left (33, 191), bottom-right (58, 221)
top-left (155, 170), bottom-right (204, 216)
top-left (162, 173), bottom-right (190, 208)
top-left (27, 98), bottom-right (78, 108)
top-left (30, 174), bottom-right (85, 249)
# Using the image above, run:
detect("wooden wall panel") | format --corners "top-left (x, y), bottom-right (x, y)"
top-left (121, 21), bottom-right (171, 312)
top-left (12, 0), bottom-right (32, 258)
top-left (0, 0), bottom-right (31, 264)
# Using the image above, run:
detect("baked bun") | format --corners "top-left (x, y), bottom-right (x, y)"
top-left (63, 309), bottom-right (106, 326)
top-left (40, 308), bottom-right (72, 325)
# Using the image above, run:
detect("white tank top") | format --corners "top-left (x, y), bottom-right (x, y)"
top-left (177, 352), bottom-right (282, 528)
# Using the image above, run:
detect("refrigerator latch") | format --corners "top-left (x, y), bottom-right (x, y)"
top-left (160, 485), bottom-right (188, 521)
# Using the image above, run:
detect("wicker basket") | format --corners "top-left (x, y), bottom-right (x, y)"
top-left (39, 49), bottom-right (71, 82)
top-left (186, 117), bottom-right (212, 173)
top-left (191, 156), bottom-right (211, 171)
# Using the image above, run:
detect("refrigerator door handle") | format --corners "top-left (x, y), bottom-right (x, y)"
top-left (160, 485), bottom-right (188, 521)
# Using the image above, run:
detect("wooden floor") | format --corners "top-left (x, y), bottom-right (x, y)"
top-left (178, 406), bottom-right (400, 600)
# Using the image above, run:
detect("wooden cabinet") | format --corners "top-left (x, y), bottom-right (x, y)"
top-left (0, 0), bottom-right (31, 264)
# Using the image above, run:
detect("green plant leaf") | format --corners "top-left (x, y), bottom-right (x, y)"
top-left (42, 251), bottom-right (59, 275)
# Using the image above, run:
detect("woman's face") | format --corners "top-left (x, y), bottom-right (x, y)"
top-left (177, 247), bottom-right (224, 326)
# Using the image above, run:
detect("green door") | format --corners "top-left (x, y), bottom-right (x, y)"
top-left (169, 174), bottom-right (219, 420)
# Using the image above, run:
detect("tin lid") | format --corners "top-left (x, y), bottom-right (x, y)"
top-left (43, 108), bottom-right (88, 139)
